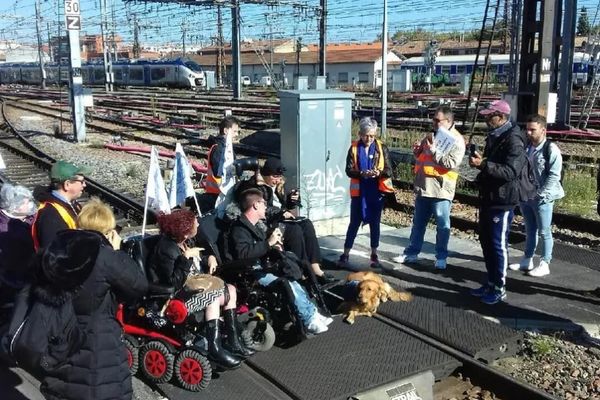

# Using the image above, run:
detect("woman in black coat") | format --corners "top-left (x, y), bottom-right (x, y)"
top-left (40, 199), bottom-right (148, 400)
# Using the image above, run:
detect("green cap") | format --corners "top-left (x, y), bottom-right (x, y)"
top-left (50, 160), bottom-right (90, 182)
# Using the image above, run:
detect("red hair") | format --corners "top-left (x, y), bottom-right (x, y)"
top-left (156, 209), bottom-right (196, 243)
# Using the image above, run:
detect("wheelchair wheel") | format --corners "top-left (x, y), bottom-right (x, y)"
top-left (241, 320), bottom-right (275, 352)
top-left (174, 349), bottom-right (212, 391)
top-left (123, 335), bottom-right (139, 376)
top-left (140, 341), bottom-right (174, 384)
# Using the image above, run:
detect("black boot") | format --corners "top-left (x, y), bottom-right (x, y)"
top-left (223, 309), bottom-right (256, 358)
top-left (206, 319), bottom-right (242, 370)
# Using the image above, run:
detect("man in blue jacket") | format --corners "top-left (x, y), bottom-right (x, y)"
top-left (469, 100), bottom-right (527, 305)
top-left (509, 114), bottom-right (564, 277)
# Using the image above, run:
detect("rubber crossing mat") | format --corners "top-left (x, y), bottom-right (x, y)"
top-left (158, 364), bottom-right (294, 400)
top-left (378, 295), bottom-right (523, 363)
top-left (247, 317), bottom-right (460, 400)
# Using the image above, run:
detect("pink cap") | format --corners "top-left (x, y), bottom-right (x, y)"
top-left (479, 100), bottom-right (511, 115)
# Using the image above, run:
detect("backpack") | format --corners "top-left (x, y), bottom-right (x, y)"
top-left (518, 156), bottom-right (538, 202)
top-left (1, 284), bottom-right (85, 377)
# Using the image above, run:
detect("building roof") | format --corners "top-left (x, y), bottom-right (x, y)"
top-left (191, 47), bottom-right (400, 68)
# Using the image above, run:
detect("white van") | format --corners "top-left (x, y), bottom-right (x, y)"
top-left (241, 76), bottom-right (251, 86)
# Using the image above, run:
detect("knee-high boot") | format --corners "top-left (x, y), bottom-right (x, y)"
top-left (206, 319), bottom-right (242, 369)
top-left (223, 309), bottom-right (255, 358)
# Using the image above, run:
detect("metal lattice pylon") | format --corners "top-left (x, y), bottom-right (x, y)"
top-left (577, 38), bottom-right (600, 129)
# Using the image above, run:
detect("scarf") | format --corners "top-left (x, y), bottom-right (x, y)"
top-left (357, 141), bottom-right (380, 224)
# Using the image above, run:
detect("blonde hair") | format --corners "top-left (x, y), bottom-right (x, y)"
top-left (77, 197), bottom-right (116, 235)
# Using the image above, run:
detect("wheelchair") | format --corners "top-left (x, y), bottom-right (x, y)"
top-left (195, 212), bottom-right (331, 347)
top-left (119, 234), bottom-right (274, 392)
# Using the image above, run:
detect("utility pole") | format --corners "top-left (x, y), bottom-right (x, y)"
top-left (231, 0), bottom-right (241, 99)
top-left (100, 0), bottom-right (112, 91)
top-left (319, 0), bottom-right (326, 77)
top-left (182, 19), bottom-right (187, 57)
top-left (110, 0), bottom-right (117, 60)
top-left (64, 0), bottom-right (86, 142)
top-left (35, 0), bottom-right (46, 89)
top-left (47, 22), bottom-right (53, 61)
top-left (132, 13), bottom-right (140, 58)
top-left (267, 14), bottom-right (273, 82)
top-left (216, 5), bottom-right (224, 86)
top-left (295, 37), bottom-right (302, 78)
top-left (381, 0), bottom-right (388, 138)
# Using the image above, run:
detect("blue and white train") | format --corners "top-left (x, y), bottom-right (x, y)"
top-left (398, 52), bottom-right (590, 87)
top-left (0, 58), bottom-right (206, 89)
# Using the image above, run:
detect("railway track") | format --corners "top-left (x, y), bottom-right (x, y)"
top-left (0, 99), bottom-right (151, 227)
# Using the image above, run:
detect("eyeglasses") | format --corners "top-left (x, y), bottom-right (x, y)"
top-left (69, 178), bottom-right (86, 184)
top-left (255, 199), bottom-right (266, 206)
top-left (432, 118), bottom-right (447, 123)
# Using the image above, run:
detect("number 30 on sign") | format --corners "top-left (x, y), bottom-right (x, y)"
top-left (64, 0), bottom-right (80, 15)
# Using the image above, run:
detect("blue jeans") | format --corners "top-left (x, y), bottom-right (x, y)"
top-left (519, 200), bottom-right (554, 263)
top-left (256, 272), bottom-right (315, 326)
top-left (404, 196), bottom-right (451, 260)
top-left (344, 195), bottom-right (385, 250)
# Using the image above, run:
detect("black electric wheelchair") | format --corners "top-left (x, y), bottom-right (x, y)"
top-left (195, 212), bottom-right (332, 347)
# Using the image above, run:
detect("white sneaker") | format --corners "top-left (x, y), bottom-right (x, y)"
top-left (527, 260), bottom-right (550, 277)
top-left (434, 259), bottom-right (447, 270)
top-left (392, 254), bottom-right (419, 264)
top-left (508, 257), bottom-right (533, 271)
top-left (307, 315), bottom-right (329, 334)
top-left (316, 313), bottom-right (334, 326)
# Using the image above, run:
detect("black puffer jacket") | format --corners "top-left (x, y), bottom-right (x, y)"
top-left (477, 121), bottom-right (527, 208)
top-left (228, 215), bottom-right (270, 266)
top-left (41, 231), bottom-right (148, 400)
top-left (146, 234), bottom-right (194, 290)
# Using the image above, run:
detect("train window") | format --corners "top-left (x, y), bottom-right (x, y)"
top-left (358, 72), bottom-right (369, 83)
top-left (151, 68), bottom-right (166, 80)
top-left (95, 69), bottom-right (104, 80)
top-left (338, 72), bottom-right (348, 83)
top-left (114, 69), bottom-right (123, 80)
top-left (184, 61), bottom-right (202, 72)
top-left (130, 68), bottom-right (143, 81)
top-left (457, 66), bottom-right (465, 73)
top-left (441, 66), bottom-right (450, 74)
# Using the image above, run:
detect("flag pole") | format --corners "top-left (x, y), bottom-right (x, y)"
top-left (141, 191), bottom-right (150, 237)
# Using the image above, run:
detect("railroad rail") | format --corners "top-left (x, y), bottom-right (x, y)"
top-left (0, 99), bottom-right (150, 226)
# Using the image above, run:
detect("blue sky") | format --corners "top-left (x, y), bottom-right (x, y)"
top-left (0, 0), bottom-right (598, 48)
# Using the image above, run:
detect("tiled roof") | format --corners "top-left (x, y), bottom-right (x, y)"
top-left (191, 47), bottom-right (400, 67)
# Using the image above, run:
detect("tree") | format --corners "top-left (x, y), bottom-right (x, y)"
top-left (578, 6), bottom-right (591, 36)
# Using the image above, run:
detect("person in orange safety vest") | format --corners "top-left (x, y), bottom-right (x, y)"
top-left (32, 160), bottom-right (89, 251)
top-left (392, 105), bottom-right (465, 270)
top-left (338, 117), bottom-right (394, 269)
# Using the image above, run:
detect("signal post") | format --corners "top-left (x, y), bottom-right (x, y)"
top-left (64, 0), bottom-right (86, 142)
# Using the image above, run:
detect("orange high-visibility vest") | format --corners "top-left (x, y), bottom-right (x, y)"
top-left (31, 201), bottom-right (78, 251)
top-left (349, 139), bottom-right (394, 197)
top-left (204, 144), bottom-right (222, 194)
top-left (413, 149), bottom-right (459, 181)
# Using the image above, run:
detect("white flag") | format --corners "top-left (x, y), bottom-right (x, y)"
top-left (168, 143), bottom-right (197, 209)
top-left (145, 146), bottom-right (170, 213)
top-left (215, 131), bottom-right (235, 207)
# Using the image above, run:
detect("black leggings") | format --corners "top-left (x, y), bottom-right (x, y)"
top-left (281, 218), bottom-right (321, 264)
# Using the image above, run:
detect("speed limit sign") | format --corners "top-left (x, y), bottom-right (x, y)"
top-left (64, 0), bottom-right (80, 16)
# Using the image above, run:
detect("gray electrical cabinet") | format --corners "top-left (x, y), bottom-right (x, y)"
top-left (279, 89), bottom-right (355, 221)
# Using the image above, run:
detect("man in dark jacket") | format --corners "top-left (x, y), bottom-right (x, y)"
top-left (229, 188), bottom-right (331, 334)
top-left (32, 160), bottom-right (89, 250)
top-left (243, 157), bottom-right (337, 286)
top-left (469, 100), bottom-right (527, 305)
